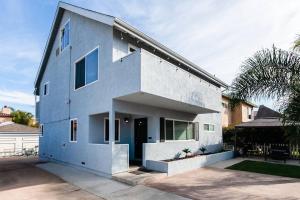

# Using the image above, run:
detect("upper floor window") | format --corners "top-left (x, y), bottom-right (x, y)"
top-left (43, 82), bottom-right (49, 96)
top-left (204, 124), bottom-right (215, 132)
top-left (222, 102), bottom-right (228, 109)
top-left (75, 47), bottom-right (99, 90)
top-left (70, 119), bottom-right (77, 142)
top-left (247, 107), bottom-right (252, 119)
top-left (60, 20), bottom-right (70, 51)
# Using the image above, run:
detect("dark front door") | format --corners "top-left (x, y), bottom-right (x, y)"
top-left (134, 118), bottom-right (147, 160)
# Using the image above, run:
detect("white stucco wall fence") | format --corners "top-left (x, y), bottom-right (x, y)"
top-left (146, 151), bottom-right (234, 176)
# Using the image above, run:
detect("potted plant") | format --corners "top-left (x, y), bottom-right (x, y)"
top-left (199, 147), bottom-right (207, 155)
top-left (182, 148), bottom-right (192, 158)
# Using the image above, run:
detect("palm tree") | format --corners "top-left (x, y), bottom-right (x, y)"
top-left (229, 44), bottom-right (300, 141)
top-left (293, 35), bottom-right (300, 52)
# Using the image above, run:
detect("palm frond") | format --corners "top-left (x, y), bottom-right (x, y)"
top-left (230, 46), bottom-right (300, 102)
top-left (293, 35), bottom-right (300, 52)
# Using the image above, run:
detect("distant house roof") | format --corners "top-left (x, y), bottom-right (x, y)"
top-left (236, 105), bottom-right (282, 128)
top-left (34, 2), bottom-right (227, 95)
top-left (255, 105), bottom-right (281, 119)
top-left (0, 122), bottom-right (39, 134)
top-left (235, 118), bottom-right (283, 128)
top-left (0, 113), bottom-right (12, 118)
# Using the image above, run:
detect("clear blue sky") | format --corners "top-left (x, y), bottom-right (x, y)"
top-left (1, 0), bottom-right (300, 114)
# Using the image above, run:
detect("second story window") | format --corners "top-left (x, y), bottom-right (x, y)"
top-left (128, 44), bottom-right (137, 53)
top-left (60, 20), bottom-right (70, 51)
top-left (75, 47), bottom-right (99, 90)
top-left (248, 107), bottom-right (252, 119)
top-left (43, 82), bottom-right (49, 96)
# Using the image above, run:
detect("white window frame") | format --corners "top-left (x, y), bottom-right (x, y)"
top-left (40, 124), bottom-right (44, 137)
top-left (128, 44), bottom-right (138, 53)
top-left (204, 123), bottom-right (215, 132)
top-left (70, 118), bottom-right (78, 142)
top-left (164, 118), bottom-right (196, 141)
top-left (74, 46), bottom-right (99, 91)
top-left (60, 19), bottom-right (70, 52)
top-left (43, 82), bottom-right (49, 96)
top-left (104, 118), bottom-right (120, 142)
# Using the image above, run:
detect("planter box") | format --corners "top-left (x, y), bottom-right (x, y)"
top-left (146, 151), bottom-right (234, 176)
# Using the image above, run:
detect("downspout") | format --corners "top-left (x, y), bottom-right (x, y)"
top-left (68, 45), bottom-right (72, 120)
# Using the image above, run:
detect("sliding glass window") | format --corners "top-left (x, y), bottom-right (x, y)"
top-left (165, 119), bottom-right (196, 141)
top-left (75, 48), bottom-right (99, 90)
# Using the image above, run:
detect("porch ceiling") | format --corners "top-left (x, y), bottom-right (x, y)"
top-left (115, 92), bottom-right (218, 114)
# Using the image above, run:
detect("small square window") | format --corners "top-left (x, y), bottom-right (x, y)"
top-left (128, 44), bottom-right (137, 53)
top-left (204, 124), bottom-right (215, 132)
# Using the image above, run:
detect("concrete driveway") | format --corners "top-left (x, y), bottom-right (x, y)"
top-left (0, 157), bottom-right (104, 200)
top-left (0, 157), bottom-right (188, 200)
top-left (145, 167), bottom-right (300, 200)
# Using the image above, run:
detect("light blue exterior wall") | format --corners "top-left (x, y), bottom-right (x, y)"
top-left (38, 9), bottom-right (224, 175)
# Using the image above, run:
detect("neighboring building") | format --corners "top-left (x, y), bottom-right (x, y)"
top-left (236, 105), bottom-right (282, 128)
top-left (34, 2), bottom-right (228, 176)
top-left (0, 106), bottom-right (13, 123)
top-left (0, 122), bottom-right (39, 157)
top-left (221, 94), bottom-right (256, 128)
top-left (235, 105), bottom-right (286, 144)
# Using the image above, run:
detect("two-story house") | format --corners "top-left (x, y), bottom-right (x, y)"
top-left (221, 94), bottom-right (256, 128)
top-left (34, 2), bottom-right (228, 176)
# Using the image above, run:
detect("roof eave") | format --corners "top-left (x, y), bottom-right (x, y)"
top-left (113, 18), bottom-right (228, 88)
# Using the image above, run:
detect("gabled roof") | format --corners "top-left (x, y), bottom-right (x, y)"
top-left (255, 105), bottom-right (281, 119)
top-left (34, 1), bottom-right (227, 94)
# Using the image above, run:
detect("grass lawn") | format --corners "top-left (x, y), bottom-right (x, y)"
top-left (226, 160), bottom-right (300, 179)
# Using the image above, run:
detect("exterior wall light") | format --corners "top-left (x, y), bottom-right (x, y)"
top-left (124, 118), bottom-right (129, 123)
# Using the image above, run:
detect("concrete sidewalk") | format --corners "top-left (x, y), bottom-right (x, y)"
top-left (37, 162), bottom-right (189, 200)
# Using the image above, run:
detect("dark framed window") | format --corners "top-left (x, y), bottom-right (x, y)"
top-left (75, 48), bottom-right (99, 89)
top-left (204, 124), bottom-right (215, 131)
top-left (70, 119), bottom-right (77, 142)
top-left (165, 119), bottom-right (196, 140)
top-left (61, 20), bottom-right (70, 51)
top-left (40, 124), bottom-right (44, 136)
top-left (104, 118), bottom-right (120, 142)
top-left (43, 82), bottom-right (49, 96)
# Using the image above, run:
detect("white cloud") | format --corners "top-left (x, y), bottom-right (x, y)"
top-left (0, 89), bottom-right (35, 106)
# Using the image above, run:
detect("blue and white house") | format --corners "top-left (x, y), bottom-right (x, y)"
top-left (34, 2), bottom-right (228, 176)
